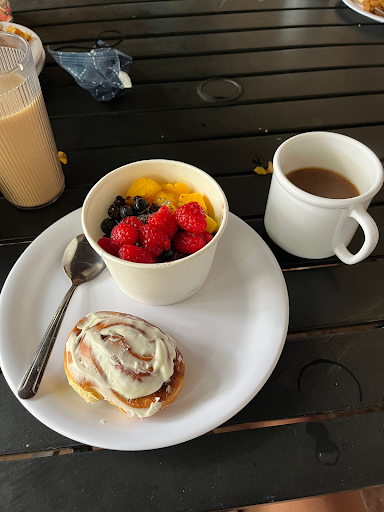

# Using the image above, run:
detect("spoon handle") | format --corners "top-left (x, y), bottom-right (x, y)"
top-left (18, 283), bottom-right (78, 399)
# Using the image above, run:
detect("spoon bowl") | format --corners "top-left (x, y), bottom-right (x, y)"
top-left (18, 234), bottom-right (106, 399)
top-left (64, 234), bottom-right (106, 284)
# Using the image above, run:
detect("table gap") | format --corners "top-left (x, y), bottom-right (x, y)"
top-left (287, 321), bottom-right (384, 338)
top-left (213, 405), bottom-right (384, 434)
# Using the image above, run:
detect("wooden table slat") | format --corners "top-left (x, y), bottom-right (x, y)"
top-left (12, 0), bottom-right (345, 21)
top-left (47, 95), bottom-right (384, 150)
top-left (42, 68), bottom-right (384, 119)
top-left (40, 25), bottom-right (384, 60)
top-left (286, 260), bottom-right (384, 332)
top-left (225, 329), bottom-right (384, 426)
top-left (2, 412), bottom-right (384, 511)
top-left (25, 9), bottom-right (373, 47)
top-left (39, 45), bottom-right (384, 88)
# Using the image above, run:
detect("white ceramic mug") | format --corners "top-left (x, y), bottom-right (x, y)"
top-left (264, 132), bottom-right (384, 264)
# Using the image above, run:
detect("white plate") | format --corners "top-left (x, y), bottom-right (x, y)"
top-left (0, 22), bottom-right (45, 74)
top-left (342, 0), bottom-right (384, 23)
top-left (0, 210), bottom-right (289, 451)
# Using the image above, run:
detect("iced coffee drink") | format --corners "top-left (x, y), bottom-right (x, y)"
top-left (0, 32), bottom-right (64, 208)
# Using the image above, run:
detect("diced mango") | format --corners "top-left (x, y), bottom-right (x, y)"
top-left (153, 190), bottom-right (178, 210)
top-left (165, 202), bottom-right (177, 214)
top-left (178, 192), bottom-right (208, 213)
top-left (206, 215), bottom-right (218, 234)
top-left (126, 178), bottom-right (161, 205)
top-left (174, 182), bottom-right (189, 195)
top-left (58, 151), bottom-right (67, 165)
top-left (202, 195), bottom-right (215, 218)
top-left (161, 183), bottom-right (177, 193)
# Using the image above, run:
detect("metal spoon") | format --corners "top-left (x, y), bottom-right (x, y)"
top-left (18, 234), bottom-right (106, 399)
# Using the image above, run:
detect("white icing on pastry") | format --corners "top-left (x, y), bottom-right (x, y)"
top-left (66, 312), bottom-right (176, 417)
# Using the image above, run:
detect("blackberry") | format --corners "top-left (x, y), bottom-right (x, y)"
top-left (148, 203), bottom-right (160, 214)
top-left (108, 196), bottom-right (126, 221)
top-left (137, 212), bottom-right (152, 224)
top-left (137, 203), bottom-right (161, 224)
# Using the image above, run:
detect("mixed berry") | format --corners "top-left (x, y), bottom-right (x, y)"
top-left (98, 178), bottom-right (218, 264)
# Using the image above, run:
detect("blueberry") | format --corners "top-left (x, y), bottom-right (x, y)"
top-left (101, 218), bottom-right (117, 236)
top-left (133, 197), bottom-right (149, 214)
top-left (120, 204), bottom-right (134, 219)
top-left (157, 247), bottom-right (176, 262)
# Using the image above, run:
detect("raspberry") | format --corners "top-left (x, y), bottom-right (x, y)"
top-left (110, 223), bottom-right (139, 248)
top-left (118, 244), bottom-right (155, 264)
top-left (203, 231), bottom-right (213, 243)
top-left (120, 216), bottom-right (143, 230)
top-left (148, 205), bottom-right (178, 239)
top-left (139, 224), bottom-right (170, 258)
top-left (98, 237), bottom-right (119, 257)
top-left (175, 201), bottom-right (207, 234)
top-left (173, 232), bottom-right (206, 254)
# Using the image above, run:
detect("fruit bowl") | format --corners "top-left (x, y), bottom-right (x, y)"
top-left (81, 159), bottom-right (229, 305)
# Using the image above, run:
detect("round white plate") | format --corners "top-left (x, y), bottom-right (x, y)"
top-left (0, 210), bottom-right (289, 451)
top-left (342, 0), bottom-right (384, 23)
top-left (0, 22), bottom-right (45, 74)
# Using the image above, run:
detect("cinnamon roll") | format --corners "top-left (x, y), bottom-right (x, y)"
top-left (64, 311), bottom-right (185, 418)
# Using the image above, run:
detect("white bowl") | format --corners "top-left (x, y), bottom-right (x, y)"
top-left (82, 159), bottom-right (229, 305)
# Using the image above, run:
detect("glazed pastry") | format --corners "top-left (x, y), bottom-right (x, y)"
top-left (64, 311), bottom-right (185, 418)
top-left (356, 0), bottom-right (384, 15)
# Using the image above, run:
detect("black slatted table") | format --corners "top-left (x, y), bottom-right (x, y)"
top-left (1, 1), bottom-right (384, 511)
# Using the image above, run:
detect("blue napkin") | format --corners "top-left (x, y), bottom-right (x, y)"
top-left (48, 41), bottom-right (132, 101)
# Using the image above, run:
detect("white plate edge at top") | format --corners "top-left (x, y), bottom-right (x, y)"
top-left (342, 0), bottom-right (384, 22)
top-left (0, 21), bottom-right (45, 74)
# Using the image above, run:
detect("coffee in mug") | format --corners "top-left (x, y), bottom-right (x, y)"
top-left (286, 167), bottom-right (359, 199)
top-left (264, 132), bottom-right (383, 265)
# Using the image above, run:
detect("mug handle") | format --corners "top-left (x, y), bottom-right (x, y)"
top-left (334, 205), bottom-right (379, 265)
